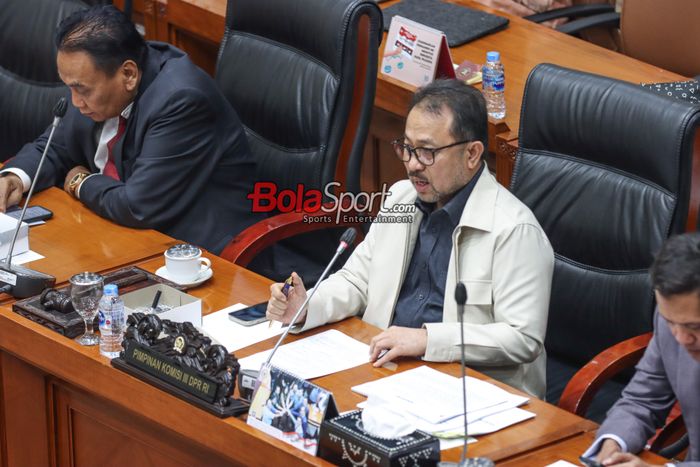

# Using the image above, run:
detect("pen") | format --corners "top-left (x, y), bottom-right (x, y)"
top-left (151, 290), bottom-right (162, 310)
top-left (281, 275), bottom-right (293, 297)
top-left (270, 275), bottom-right (294, 328)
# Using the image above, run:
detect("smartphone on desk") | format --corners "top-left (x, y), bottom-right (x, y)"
top-left (228, 302), bottom-right (268, 326)
top-left (579, 455), bottom-right (604, 467)
top-left (5, 205), bottom-right (53, 224)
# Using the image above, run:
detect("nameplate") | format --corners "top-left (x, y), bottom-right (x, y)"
top-left (0, 269), bottom-right (17, 286)
top-left (123, 341), bottom-right (218, 403)
top-left (380, 16), bottom-right (455, 88)
top-left (247, 364), bottom-right (338, 456)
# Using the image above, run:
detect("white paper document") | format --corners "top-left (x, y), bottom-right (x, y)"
top-left (11, 250), bottom-right (44, 265)
top-left (353, 366), bottom-right (526, 424)
top-left (238, 329), bottom-right (370, 379)
top-left (352, 366), bottom-right (533, 437)
top-left (201, 304), bottom-right (284, 352)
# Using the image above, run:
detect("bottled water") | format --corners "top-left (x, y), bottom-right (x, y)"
top-left (98, 284), bottom-right (126, 359)
top-left (482, 51), bottom-right (506, 119)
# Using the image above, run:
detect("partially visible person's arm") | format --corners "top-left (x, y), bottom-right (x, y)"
top-left (0, 174), bottom-right (25, 212)
top-left (2, 108), bottom-right (80, 204)
top-left (594, 316), bottom-right (676, 455)
top-left (77, 89), bottom-right (230, 229)
top-left (294, 221), bottom-right (378, 331)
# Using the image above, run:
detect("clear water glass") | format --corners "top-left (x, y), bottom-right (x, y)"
top-left (70, 272), bottom-right (104, 346)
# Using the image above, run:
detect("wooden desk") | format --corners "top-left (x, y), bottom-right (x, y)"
top-left (129, 0), bottom-right (685, 189)
top-left (0, 188), bottom-right (177, 302)
top-left (498, 431), bottom-right (668, 466)
top-left (0, 247), bottom-right (595, 466)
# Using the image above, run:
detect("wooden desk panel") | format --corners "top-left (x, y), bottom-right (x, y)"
top-left (1, 188), bottom-right (177, 302)
top-left (0, 255), bottom-right (320, 467)
top-left (0, 251), bottom-right (596, 466)
top-left (230, 319), bottom-right (595, 463)
top-left (118, 255), bottom-right (597, 463)
top-left (498, 431), bottom-right (668, 466)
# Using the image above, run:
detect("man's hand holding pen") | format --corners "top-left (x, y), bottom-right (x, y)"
top-left (267, 272), bottom-right (308, 325)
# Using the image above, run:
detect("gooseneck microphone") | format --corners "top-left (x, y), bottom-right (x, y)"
top-left (0, 98), bottom-right (66, 297)
top-left (438, 282), bottom-right (494, 467)
top-left (264, 227), bottom-right (357, 366)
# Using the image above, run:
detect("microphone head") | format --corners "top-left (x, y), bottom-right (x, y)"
top-left (455, 282), bottom-right (467, 305)
top-left (53, 97), bottom-right (68, 118)
top-left (340, 228), bottom-right (357, 247)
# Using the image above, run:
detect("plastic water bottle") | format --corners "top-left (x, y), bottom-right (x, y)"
top-left (98, 284), bottom-right (125, 359)
top-left (482, 51), bottom-right (506, 119)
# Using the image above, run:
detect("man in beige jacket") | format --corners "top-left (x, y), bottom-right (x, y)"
top-left (267, 79), bottom-right (553, 398)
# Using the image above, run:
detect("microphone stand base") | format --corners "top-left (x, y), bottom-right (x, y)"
top-left (0, 261), bottom-right (56, 299)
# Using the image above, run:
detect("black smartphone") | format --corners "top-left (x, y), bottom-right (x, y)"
top-left (5, 205), bottom-right (53, 224)
top-left (579, 455), bottom-right (604, 467)
top-left (228, 302), bottom-right (268, 326)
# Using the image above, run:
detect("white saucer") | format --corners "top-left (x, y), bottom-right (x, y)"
top-left (155, 265), bottom-right (213, 288)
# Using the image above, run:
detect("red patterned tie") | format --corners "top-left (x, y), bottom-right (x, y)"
top-left (104, 116), bottom-right (126, 180)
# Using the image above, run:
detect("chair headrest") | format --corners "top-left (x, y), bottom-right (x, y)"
top-left (223, 0), bottom-right (381, 75)
top-left (0, 0), bottom-right (88, 83)
top-left (518, 63), bottom-right (700, 194)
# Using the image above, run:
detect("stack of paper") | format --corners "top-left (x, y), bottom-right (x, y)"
top-left (238, 329), bottom-right (371, 379)
top-left (352, 366), bottom-right (534, 438)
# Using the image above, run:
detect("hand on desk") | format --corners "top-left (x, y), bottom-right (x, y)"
top-left (596, 439), bottom-right (662, 467)
top-left (267, 272), bottom-right (307, 325)
top-left (0, 173), bottom-right (24, 212)
top-left (369, 326), bottom-right (427, 367)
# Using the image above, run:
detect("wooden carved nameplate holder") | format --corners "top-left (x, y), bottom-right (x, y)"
top-left (12, 266), bottom-right (183, 338)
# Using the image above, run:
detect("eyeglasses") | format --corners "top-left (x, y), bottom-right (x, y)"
top-left (391, 138), bottom-right (472, 166)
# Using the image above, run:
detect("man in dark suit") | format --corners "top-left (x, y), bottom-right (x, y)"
top-left (584, 232), bottom-right (700, 466)
top-left (0, 5), bottom-right (261, 254)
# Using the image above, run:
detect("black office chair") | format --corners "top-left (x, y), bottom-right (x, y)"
top-left (0, 0), bottom-right (91, 161)
top-left (215, 0), bottom-right (382, 282)
top-left (510, 64), bottom-right (700, 422)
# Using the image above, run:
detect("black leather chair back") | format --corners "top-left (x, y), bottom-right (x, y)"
top-left (511, 64), bottom-right (700, 367)
top-left (215, 0), bottom-right (382, 195)
top-left (0, 0), bottom-right (87, 161)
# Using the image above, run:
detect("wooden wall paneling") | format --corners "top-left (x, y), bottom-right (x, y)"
top-left (0, 352), bottom-right (50, 467)
top-left (152, 0), bottom-right (170, 43)
top-left (140, 0), bottom-right (160, 41)
top-left (162, 0), bottom-right (225, 76)
top-left (0, 309), bottom-right (328, 466)
top-left (51, 380), bottom-right (237, 467)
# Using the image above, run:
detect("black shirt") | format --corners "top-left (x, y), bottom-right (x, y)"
top-left (392, 163), bottom-right (485, 328)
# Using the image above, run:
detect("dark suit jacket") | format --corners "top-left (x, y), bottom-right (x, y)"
top-left (597, 311), bottom-right (699, 465)
top-left (8, 42), bottom-right (262, 254)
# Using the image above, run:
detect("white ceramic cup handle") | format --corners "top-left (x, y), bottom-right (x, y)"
top-left (199, 257), bottom-right (212, 273)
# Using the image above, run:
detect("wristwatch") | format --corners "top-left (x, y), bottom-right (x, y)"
top-left (67, 172), bottom-right (88, 198)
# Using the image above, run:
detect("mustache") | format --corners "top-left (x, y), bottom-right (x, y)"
top-left (408, 172), bottom-right (428, 182)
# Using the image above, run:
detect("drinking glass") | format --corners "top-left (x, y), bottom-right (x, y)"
top-left (70, 272), bottom-right (104, 346)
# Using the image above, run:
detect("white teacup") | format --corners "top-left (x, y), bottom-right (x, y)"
top-left (164, 244), bottom-right (211, 283)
